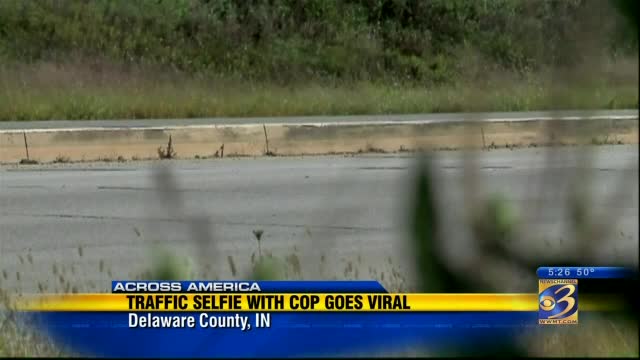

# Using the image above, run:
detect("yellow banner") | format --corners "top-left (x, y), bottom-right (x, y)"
top-left (11, 293), bottom-right (622, 312)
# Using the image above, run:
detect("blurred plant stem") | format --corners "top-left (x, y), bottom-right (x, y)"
top-left (410, 156), bottom-right (468, 293)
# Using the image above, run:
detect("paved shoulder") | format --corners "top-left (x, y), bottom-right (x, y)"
top-left (1, 109), bottom-right (637, 130)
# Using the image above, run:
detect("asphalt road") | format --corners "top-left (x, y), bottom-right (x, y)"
top-left (1, 145), bottom-right (638, 295)
top-left (0, 109), bottom-right (637, 130)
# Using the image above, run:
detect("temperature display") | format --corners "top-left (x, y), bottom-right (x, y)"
top-left (537, 267), bottom-right (634, 279)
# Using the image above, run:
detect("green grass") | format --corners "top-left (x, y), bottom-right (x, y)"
top-left (0, 318), bottom-right (65, 357)
top-left (0, 0), bottom-right (636, 121)
top-left (0, 63), bottom-right (637, 121)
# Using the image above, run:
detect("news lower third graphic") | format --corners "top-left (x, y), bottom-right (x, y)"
top-left (8, 267), bottom-right (634, 357)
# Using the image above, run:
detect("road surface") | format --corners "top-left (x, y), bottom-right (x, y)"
top-left (1, 145), bottom-right (638, 295)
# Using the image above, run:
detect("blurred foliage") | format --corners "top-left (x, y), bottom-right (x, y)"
top-left (250, 256), bottom-right (285, 281)
top-left (610, 0), bottom-right (639, 52)
top-left (613, 0), bottom-right (639, 29)
top-left (146, 246), bottom-right (194, 281)
top-left (0, 0), bottom-right (636, 85)
top-left (409, 157), bottom-right (526, 356)
top-left (472, 194), bottom-right (519, 247)
top-left (410, 157), bottom-right (470, 293)
top-left (407, 153), bottom-right (638, 356)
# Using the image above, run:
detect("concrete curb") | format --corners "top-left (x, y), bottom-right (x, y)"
top-left (1, 115), bottom-right (638, 163)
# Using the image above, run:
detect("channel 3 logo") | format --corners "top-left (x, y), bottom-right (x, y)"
top-left (538, 279), bottom-right (578, 324)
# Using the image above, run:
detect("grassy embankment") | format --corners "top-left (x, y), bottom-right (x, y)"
top-left (0, 0), bottom-right (637, 121)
